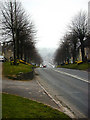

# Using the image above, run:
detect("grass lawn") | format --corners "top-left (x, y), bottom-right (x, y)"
top-left (57, 63), bottom-right (89, 70)
top-left (2, 93), bottom-right (71, 119)
top-left (2, 62), bottom-right (33, 78)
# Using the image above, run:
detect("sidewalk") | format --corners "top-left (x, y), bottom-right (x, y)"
top-left (2, 76), bottom-right (60, 111)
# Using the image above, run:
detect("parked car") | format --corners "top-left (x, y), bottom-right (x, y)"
top-left (40, 64), bottom-right (43, 68)
top-left (0, 56), bottom-right (5, 62)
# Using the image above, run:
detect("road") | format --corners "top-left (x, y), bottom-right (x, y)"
top-left (1, 62), bottom-right (90, 119)
top-left (36, 65), bottom-right (90, 119)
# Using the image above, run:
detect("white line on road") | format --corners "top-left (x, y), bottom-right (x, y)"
top-left (53, 69), bottom-right (90, 83)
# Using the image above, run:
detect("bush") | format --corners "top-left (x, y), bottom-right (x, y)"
top-left (77, 61), bottom-right (83, 65)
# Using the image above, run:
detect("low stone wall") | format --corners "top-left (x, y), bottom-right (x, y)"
top-left (16, 71), bottom-right (34, 80)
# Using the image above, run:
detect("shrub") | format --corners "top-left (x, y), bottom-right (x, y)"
top-left (77, 61), bottom-right (83, 65)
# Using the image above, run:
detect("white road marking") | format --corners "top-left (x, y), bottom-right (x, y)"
top-left (48, 63), bottom-right (54, 67)
top-left (53, 69), bottom-right (90, 83)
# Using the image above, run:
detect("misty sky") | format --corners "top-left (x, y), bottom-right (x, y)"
top-left (1, 0), bottom-right (89, 49)
top-left (20, 0), bottom-right (89, 49)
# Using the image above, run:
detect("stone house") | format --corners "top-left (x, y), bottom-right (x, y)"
top-left (78, 39), bottom-right (90, 61)
top-left (2, 42), bottom-right (13, 60)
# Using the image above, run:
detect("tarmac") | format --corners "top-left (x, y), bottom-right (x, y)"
top-left (2, 76), bottom-right (61, 111)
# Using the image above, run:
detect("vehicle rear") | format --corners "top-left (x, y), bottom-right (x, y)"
top-left (0, 56), bottom-right (4, 62)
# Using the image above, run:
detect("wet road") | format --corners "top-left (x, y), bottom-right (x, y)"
top-left (36, 67), bottom-right (90, 119)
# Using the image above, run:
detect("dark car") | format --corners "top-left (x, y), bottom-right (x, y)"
top-left (43, 65), bottom-right (46, 68)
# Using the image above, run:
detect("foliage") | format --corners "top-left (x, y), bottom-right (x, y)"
top-left (77, 61), bottom-right (83, 65)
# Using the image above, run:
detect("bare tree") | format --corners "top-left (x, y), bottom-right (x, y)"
top-left (70, 11), bottom-right (87, 62)
top-left (67, 32), bottom-right (78, 63)
top-left (1, 0), bottom-right (42, 64)
top-left (54, 11), bottom-right (87, 65)
top-left (54, 34), bottom-right (71, 65)
top-left (1, 1), bottom-right (15, 63)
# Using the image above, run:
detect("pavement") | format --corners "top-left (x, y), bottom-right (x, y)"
top-left (2, 76), bottom-right (61, 111)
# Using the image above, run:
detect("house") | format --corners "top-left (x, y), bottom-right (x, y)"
top-left (84, 38), bottom-right (90, 61)
top-left (2, 42), bottom-right (13, 60)
top-left (78, 38), bottom-right (90, 62)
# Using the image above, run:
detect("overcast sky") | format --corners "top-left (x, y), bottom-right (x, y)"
top-left (1, 0), bottom-right (90, 49)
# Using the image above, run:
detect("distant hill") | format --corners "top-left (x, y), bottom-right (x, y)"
top-left (37, 48), bottom-right (56, 62)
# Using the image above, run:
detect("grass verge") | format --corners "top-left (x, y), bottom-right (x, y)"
top-left (57, 63), bottom-right (89, 70)
top-left (2, 93), bottom-right (71, 119)
top-left (2, 62), bottom-right (33, 79)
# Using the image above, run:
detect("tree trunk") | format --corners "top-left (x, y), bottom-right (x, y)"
top-left (80, 38), bottom-right (85, 62)
top-left (73, 44), bottom-right (77, 63)
top-left (10, 2), bottom-right (16, 64)
top-left (81, 44), bottom-right (85, 62)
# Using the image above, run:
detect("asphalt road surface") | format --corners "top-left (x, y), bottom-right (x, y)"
top-left (36, 66), bottom-right (90, 119)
